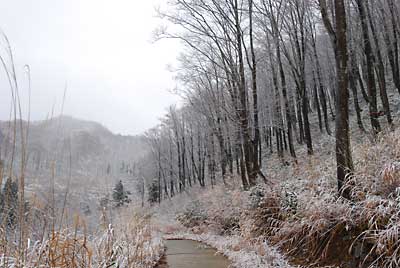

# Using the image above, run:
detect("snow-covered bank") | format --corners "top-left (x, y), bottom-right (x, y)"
top-left (165, 232), bottom-right (297, 268)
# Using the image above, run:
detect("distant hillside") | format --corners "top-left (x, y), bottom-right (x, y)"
top-left (0, 115), bottom-right (148, 180)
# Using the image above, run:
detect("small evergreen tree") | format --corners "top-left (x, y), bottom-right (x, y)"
top-left (0, 178), bottom-right (18, 228)
top-left (112, 180), bottom-right (131, 207)
top-left (148, 180), bottom-right (160, 205)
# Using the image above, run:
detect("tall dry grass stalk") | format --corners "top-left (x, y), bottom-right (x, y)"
top-left (0, 30), bottom-right (31, 265)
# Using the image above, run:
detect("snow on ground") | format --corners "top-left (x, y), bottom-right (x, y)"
top-left (165, 232), bottom-right (298, 268)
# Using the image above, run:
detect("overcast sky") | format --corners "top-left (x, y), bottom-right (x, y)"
top-left (0, 0), bottom-right (180, 135)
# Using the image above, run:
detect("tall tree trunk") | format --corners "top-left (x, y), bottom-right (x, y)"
top-left (234, 0), bottom-right (255, 186)
top-left (365, 2), bottom-right (392, 125)
top-left (301, 82), bottom-right (313, 155)
top-left (276, 33), bottom-right (296, 159)
top-left (158, 150), bottom-right (162, 203)
top-left (319, 0), bottom-right (354, 197)
top-left (349, 64), bottom-right (365, 131)
top-left (312, 40), bottom-right (332, 135)
top-left (189, 125), bottom-right (199, 186)
top-left (236, 126), bottom-right (249, 189)
top-left (249, 0), bottom-right (261, 180)
top-left (169, 138), bottom-right (175, 196)
top-left (380, 2), bottom-right (400, 95)
top-left (357, 65), bottom-right (370, 103)
top-left (312, 71), bottom-right (323, 133)
top-left (388, 0), bottom-right (400, 94)
top-left (356, 0), bottom-right (381, 133)
top-left (226, 124), bottom-right (234, 174)
top-left (295, 90), bottom-right (304, 144)
top-left (335, 0), bottom-right (354, 197)
top-left (216, 124), bottom-right (227, 184)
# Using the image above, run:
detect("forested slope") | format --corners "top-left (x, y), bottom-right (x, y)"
top-left (142, 1), bottom-right (400, 267)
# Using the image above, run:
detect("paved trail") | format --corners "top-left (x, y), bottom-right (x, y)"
top-left (164, 239), bottom-right (230, 268)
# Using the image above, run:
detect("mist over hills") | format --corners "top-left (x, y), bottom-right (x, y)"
top-left (0, 115), bottom-right (149, 227)
top-left (0, 115), bottom-right (148, 191)
top-left (2, 115), bottom-right (145, 164)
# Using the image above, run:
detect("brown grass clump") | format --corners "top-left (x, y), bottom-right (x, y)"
top-left (271, 200), bottom-right (357, 266)
top-left (243, 192), bottom-right (284, 238)
top-left (379, 161), bottom-right (400, 197)
top-left (351, 197), bottom-right (400, 268)
top-left (30, 229), bottom-right (92, 268)
top-left (350, 128), bottom-right (400, 198)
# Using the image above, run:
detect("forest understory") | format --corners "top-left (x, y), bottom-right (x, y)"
top-left (152, 106), bottom-right (400, 268)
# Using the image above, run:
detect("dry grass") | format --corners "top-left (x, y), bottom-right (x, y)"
top-left (0, 212), bottom-right (163, 268)
top-left (93, 213), bottom-right (163, 268)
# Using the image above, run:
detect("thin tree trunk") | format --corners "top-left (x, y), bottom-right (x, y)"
top-left (296, 90), bottom-right (304, 144)
top-left (365, 2), bottom-right (392, 125)
top-left (356, 0), bottom-right (381, 133)
top-left (276, 34), bottom-right (296, 158)
top-left (313, 41), bottom-right (332, 134)
top-left (349, 62), bottom-right (365, 131)
top-left (249, 0), bottom-right (261, 180)
top-left (312, 71), bottom-right (323, 133)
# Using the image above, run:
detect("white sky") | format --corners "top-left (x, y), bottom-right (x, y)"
top-left (0, 0), bottom-right (180, 135)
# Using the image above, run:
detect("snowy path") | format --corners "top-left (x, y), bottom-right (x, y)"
top-left (165, 239), bottom-right (229, 268)
top-left (164, 232), bottom-right (298, 268)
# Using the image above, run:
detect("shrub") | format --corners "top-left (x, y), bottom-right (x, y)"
top-left (249, 184), bottom-right (267, 209)
top-left (147, 180), bottom-right (160, 205)
top-left (176, 200), bottom-right (207, 228)
top-left (0, 177), bottom-right (19, 229)
top-left (113, 180), bottom-right (131, 207)
top-left (203, 188), bottom-right (245, 235)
